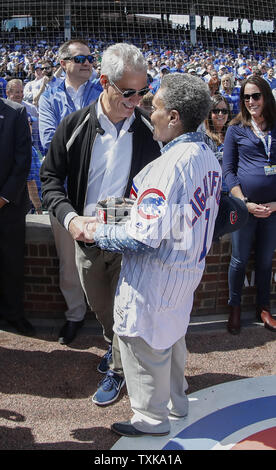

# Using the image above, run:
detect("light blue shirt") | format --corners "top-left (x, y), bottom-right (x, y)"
top-left (38, 77), bottom-right (102, 152)
top-left (264, 76), bottom-right (276, 90)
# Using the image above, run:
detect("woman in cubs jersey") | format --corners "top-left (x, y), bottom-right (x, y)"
top-left (85, 73), bottom-right (221, 437)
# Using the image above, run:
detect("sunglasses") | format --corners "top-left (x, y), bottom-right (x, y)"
top-left (109, 79), bottom-right (150, 98)
top-left (212, 108), bottom-right (228, 115)
top-left (41, 66), bottom-right (52, 71)
top-left (63, 55), bottom-right (94, 64)
top-left (243, 92), bottom-right (262, 102)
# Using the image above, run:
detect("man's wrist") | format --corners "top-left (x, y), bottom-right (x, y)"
top-left (64, 212), bottom-right (78, 230)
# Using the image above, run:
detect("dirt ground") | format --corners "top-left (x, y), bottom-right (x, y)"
top-left (0, 319), bottom-right (275, 452)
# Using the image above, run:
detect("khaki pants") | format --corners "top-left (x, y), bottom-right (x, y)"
top-left (75, 242), bottom-right (123, 375)
top-left (50, 214), bottom-right (87, 322)
top-left (118, 335), bottom-right (189, 433)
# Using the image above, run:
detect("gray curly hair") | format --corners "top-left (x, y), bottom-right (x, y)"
top-left (100, 43), bottom-right (147, 82)
top-left (159, 73), bottom-right (212, 131)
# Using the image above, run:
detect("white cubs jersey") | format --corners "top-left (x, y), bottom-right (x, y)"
top-left (113, 133), bottom-right (222, 349)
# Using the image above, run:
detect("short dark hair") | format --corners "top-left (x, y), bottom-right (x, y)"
top-left (41, 59), bottom-right (53, 68)
top-left (205, 94), bottom-right (232, 145)
top-left (160, 73), bottom-right (212, 132)
top-left (58, 39), bottom-right (89, 60)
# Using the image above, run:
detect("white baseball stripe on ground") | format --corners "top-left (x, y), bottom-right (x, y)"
top-left (112, 375), bottom-right (276, 450)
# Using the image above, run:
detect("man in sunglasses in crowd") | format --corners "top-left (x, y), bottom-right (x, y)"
top-left (31, 59), bottom-right (64, 108)
top-left (38, 40), bottom-right (103, 347)
top-left (39, 39), bottom-right (102, 149)
top-left (23, 63), bottom-right (43, 105)
top-left (40, 42), bottom-right (161, 405)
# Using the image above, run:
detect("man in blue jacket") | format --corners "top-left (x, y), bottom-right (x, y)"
top-left (39, 39), bottom-right (103, 345)
top-left (39, 39), bottom-right (102, 152)
top-left (264, 68), bottom-right (276, 90)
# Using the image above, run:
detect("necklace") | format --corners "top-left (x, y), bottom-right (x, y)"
top-left (251, 119), bottom-right (272, 163)
top-left (252, 118), bottom-right (267, 135)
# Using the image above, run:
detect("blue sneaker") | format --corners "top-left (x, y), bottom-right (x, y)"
top-left (92, 370), bottom-right (125, 406)
top-left (97, 344), bottom-right (112, 374)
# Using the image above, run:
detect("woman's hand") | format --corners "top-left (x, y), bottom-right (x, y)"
top-left (247, 202), bottom-right (273, 218)
top-left (263, 202), bottom-right (276, 214)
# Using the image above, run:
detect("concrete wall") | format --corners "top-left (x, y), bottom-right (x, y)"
top-left (24, 214), bottom-right (276, 318)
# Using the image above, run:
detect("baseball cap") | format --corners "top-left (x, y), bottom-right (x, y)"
top-left (213, 194), bottom-right (248, 240)
top-left (160, 65), bottom-right (170, 73)
top-left (27, 113), bottom-right (37, 123)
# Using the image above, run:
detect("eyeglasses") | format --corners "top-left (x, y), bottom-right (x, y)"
top-left (212, 108), bottom-right (228, 115)
top-left (109, 79), bottom-right (150, 98)
top-left (63, 55), bottom-right (94, 64)
top-left (41, 66), bottom-right (52, 71)
top-left (243, 92), bottom-right (262, 102)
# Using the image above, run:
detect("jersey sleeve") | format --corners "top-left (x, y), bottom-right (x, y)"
top-left (126, 162), bottom-right (185, 249)
top-left (93, 223), bottom-right (154, 253)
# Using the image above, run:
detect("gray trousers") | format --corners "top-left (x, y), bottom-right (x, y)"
top-left (118, 334), bottom-right (189, 433)
top-left (75, 242), bottom-right (123, 376)
top-left (50, 214), bottom-right (87, 322)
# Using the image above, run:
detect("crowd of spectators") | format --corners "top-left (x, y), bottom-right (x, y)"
top-left (1, 38), bottom-right (275, 103)
top-left (0, 38), bottom-right (275, 188)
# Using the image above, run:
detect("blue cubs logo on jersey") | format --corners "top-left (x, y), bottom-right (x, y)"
top-left (137, 189), bottom-right (166, 220)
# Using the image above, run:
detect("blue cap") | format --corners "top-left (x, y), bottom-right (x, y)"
top-left (27, 113), bottom-right (37, 123)
top-left (213, 195), bottom-right (248, 240)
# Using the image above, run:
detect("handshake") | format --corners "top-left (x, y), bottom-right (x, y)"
top-left (68, 197), bottom-right (134, 243)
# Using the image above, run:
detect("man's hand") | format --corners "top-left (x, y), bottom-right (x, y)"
top-left (84, 219), bottom-right (99, 242)
top-left (68, 215), bottom-right (99, 243)
top-left (0, 197), bottom-right (7, 209)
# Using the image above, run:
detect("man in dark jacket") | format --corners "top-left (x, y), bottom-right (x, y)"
top-left (0, 98), bottom-right (34, 336)
top-left (40, 43), bottom-right (161, 406)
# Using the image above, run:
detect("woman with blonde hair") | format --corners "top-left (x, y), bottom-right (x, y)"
top-left (220, 73), bottom-right (240, 116)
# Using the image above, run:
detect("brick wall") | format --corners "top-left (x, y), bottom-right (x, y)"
top-left (24, 240), bottom-right (68, 318)
top-left (24, 215), bottom-right (276, 318)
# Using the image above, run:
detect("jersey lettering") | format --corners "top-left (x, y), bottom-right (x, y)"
top-left (186, 171), bottom-right (221, 227)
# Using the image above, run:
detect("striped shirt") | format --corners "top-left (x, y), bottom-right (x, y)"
top-left (113, 133), bottom-right (222, 349)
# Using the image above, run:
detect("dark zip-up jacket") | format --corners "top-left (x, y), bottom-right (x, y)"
top-left (40, 100), bottom-right (161, 226)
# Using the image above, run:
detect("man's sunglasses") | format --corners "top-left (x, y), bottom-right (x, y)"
top-left (212, 108), bottom-right (228, 115)
top-left (109, 79), bottom-right (150, 98)
top-left (41, 66), bottom-right (52, 71)
top-left (63, 55), bottom-right (94, 64)
top-left (243, 92), bottom-right (262, 102)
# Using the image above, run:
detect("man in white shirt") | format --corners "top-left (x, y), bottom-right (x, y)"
top-left (40, 43), bottom-right (161, 405)
top-left (23, 64), bottom-right (43, 104)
